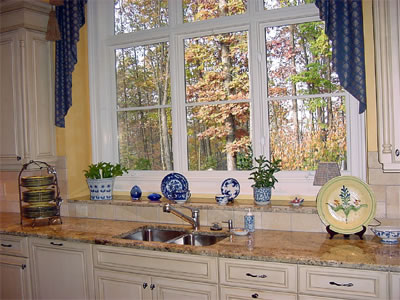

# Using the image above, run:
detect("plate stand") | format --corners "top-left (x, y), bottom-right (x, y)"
top-left (326, 225), bottom-right (366, 240)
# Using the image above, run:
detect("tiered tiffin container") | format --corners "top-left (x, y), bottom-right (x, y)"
top-left (18, 161), bottom-right (62, 226)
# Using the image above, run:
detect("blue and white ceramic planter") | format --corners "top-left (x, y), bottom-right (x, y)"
top-left (87, 178), bottom-right (115, 200)
top-left (253, 187), bottom-right (271, 206)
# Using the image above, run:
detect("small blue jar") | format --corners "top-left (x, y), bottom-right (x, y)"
top-left (130, 185), bottom-right (142, 200)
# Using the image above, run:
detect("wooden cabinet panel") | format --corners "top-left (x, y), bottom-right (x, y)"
top-left (298, 265), bottom-right (388, 300)
top-left (0, 254), bottom-right (32, 300)
top-left (219, 258), bottom-right (297, 293)
top-left (94, 268), bottom-right (152, 300)
top-left (29, 238), bottom-right (94, 300)
top-left (220, 286), bottom-right (296, 300)
top-left (94, 245), bottom-right (218, 283)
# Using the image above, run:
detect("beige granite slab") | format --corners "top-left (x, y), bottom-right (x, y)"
top-left (1, 212), bottom-right (399, 272)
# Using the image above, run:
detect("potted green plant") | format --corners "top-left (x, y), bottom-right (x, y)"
top-left (249, 155), bottom-right (281, 205)
top-left (84, 162), bottom-right (128, 200)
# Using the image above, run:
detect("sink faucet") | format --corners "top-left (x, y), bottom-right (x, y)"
top-left (163, 204), bottom-right (200, 231)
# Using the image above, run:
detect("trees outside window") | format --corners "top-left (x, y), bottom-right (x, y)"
top-left (88, 0), bottom-right (365, 196)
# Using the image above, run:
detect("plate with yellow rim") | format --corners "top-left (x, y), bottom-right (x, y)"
top-left (317, 176), bottom-right (376, 234)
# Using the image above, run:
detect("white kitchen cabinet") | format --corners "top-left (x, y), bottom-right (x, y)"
top-left (0, 0), bottom-right (56, 170)
top-left (220, 286), bottom-right (297, 300)
top-left (29, 237), bottom-right (95, 300)
top-left (0, 235), bottom-right (32, 299)
top-left (93, 245), bottom-right (218, 300)
top-left (374, 0), bottom-right (400, 172)
top-left (298, 265), bottom-right (388, 300)
top-left (390, 272), bottom-right (400, 300)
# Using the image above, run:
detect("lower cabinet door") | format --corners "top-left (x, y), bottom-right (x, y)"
top-left (152, 276), bottom-right (218, 300)
top-left (94, 268), bottom-right (152, 300)
top-left (29, 238), bottom-right (94, 300)
top-left (220, 286), bottom-right (297, 300)
top-left (0, 254), bottom-right (32, 300)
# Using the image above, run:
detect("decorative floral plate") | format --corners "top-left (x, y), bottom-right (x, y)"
top-left (317, 176), bottom-right (376, 234)
top-left (221, 178), bottom-right (240, 201)
top-left (161, 173), bottom-right (189, 200)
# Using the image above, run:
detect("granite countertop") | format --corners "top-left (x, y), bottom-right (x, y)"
top-left (1, 212), bottom-right (399, 272)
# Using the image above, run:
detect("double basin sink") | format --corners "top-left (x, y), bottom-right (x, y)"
top-left (120, 226), bottom-right (228, 247)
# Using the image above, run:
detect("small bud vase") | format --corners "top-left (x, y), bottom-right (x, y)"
top-left (130, 185), bottom-right (142, 200)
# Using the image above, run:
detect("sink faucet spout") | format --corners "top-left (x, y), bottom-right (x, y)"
top-left (163, 204), bottom-right (200, 231)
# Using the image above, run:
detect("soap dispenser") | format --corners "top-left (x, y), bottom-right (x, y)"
top-left (244, 208), bottom-right (255, 232)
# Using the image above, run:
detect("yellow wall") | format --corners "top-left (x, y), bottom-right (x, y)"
top-left (58, 1), bottom-right (378, 197)
top-left (56, 20), bottom-right (92, 198)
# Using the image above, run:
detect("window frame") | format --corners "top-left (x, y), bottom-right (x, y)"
top-left (87, 0), bottom-right (366, 197)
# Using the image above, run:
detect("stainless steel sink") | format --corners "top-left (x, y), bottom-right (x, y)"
top-left (120, 226), bottom-right (228, 246)
top-left (168, 233), bottom-right (228, 246)
top-left (121, 226), bottom-right (187, 242)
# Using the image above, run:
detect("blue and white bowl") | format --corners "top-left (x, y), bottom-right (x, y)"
top-left (215, 194), bottom-right (228, 205)
top-left (371, 226), bottom-right (400, 244)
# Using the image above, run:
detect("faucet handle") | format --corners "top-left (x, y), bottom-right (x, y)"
top-left (222, 219), bottom-right (233, 231)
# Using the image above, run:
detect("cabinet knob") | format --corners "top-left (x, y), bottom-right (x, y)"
top-left (16, 156), bottom-right (21, 161)
top-left (150, 284), bottom-right (155, 290)
top-left (251, 293), bottom-right (259, 298)
top-left (143, 283), bottom-right (148, 289)
top-left (21, 264), bottom-right (26, 270)
top-left (395, 149), bottom-right (400, 157)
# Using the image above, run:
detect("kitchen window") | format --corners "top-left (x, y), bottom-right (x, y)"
top-left (87, 0), bottom-right (365, 197)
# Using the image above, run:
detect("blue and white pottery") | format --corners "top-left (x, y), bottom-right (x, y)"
top-left (87, 178), bottom-right (115, 200)
top-left (220, 178), bottom-right (240, 202)
top-left (130, 185), bottom-right (142, 200)
top-left (215, 194), bottom-right (228, 205)
top-left (253, 187), bottom-right (271, 206)
top-left (370, 226), bottom-right (400, 244)
top-left (161, 173), bottom-right (189, 200)
top-left (148, 193), bottom-right (162, 201)
top-left (172, 189), bottom-right (191, 204)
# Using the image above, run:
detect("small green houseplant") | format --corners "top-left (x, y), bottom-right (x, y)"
top-left (249, 155), bottom-right (281, 205)
top-left (84, 162), bottom-right (128, 200)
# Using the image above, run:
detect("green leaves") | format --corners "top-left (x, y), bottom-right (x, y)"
top-left (83, 162), bottom-right (128, 179)
top-left (249, 155), bottom-right (282, 188)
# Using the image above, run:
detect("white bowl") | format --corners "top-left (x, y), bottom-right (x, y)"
top-left (371, 226), bottom-right (400, 244)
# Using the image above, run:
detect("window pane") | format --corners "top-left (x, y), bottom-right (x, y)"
top-left (264, 0), bottom-right (314, 10)
top-left (114, 0), bottom-right (168, 34)
top-left (187, 103), bottom-right (251, 171)
top-left (115, 43), bottom-right (170, 109)
top-left (185, 31), bottom-right (249, 103)
top-left (268, 96), bottom-right (347, 171)
top-left (265, 21), bottom-right (341, 97)
top-left (183, 0), bottom-right (247, 23)
top-left (118, 109), bottom-right (173, 170)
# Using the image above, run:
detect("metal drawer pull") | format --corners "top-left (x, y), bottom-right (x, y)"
top-left (246, 272), bottom-right (267, 278)
top-left (1, 243), bottom-right (12, 247)
top-left (329, 281), bottom-right (354, 287)
top-left (150, 284), bottom-right (155, 290)
top-left (251, 293), bottom-right (259, 298)
top-left (143, 283), bottom-right (148, 289)
top-left (50, 242), bottom-right (63, 246)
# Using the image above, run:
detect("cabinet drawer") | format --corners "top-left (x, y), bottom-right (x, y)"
top-left (219, 258), bottom-right (297, 293)
top-left (0, 235), bottom-right (28, 257)
top-left (93, 245), bottom-right (218, 283)
top-left (298, 265), bottom-right (388, 300)
top-left (220, 285), bottom-right (296, 300)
